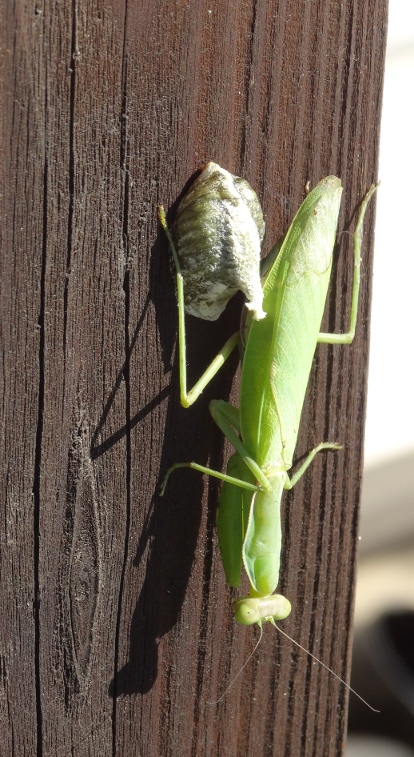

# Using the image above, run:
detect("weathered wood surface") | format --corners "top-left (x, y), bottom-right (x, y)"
top-left (1, 0), bottom-right (387, 755)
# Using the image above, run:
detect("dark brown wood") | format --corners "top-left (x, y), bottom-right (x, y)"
top-left (1, 0), bottom-right (387, 754)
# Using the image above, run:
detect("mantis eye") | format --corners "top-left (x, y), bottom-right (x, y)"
top-left (172, 161), bottom-right (266, 321)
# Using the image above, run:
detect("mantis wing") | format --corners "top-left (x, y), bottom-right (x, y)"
top-left (240, 177), bottom-right (343, 472)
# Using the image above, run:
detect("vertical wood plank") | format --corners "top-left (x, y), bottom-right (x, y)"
top-left (1, 3), bottom-right (46, 752)
top-left (2, 0), bottom-right (387, 754)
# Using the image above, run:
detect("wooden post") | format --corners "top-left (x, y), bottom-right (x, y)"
top-left (1, 1), bottom-right (387, 754)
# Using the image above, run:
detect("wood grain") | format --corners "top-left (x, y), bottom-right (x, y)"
top-left (1, 0), bottom-right (387, 754)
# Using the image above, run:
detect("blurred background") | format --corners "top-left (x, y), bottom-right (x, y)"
top-left (347, 1), bottom-right (414, 754)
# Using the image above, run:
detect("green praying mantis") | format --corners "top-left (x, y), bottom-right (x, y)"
top-left (158, 165), bottom-right (378, 631)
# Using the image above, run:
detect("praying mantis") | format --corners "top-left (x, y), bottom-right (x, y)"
top-left (159, 164), bottom-right (378, 630)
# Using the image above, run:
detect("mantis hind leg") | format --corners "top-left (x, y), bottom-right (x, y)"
top-left (158, 206), bottom-right (240, 407)
top-left (318, 182), bottom-right (379, 345)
